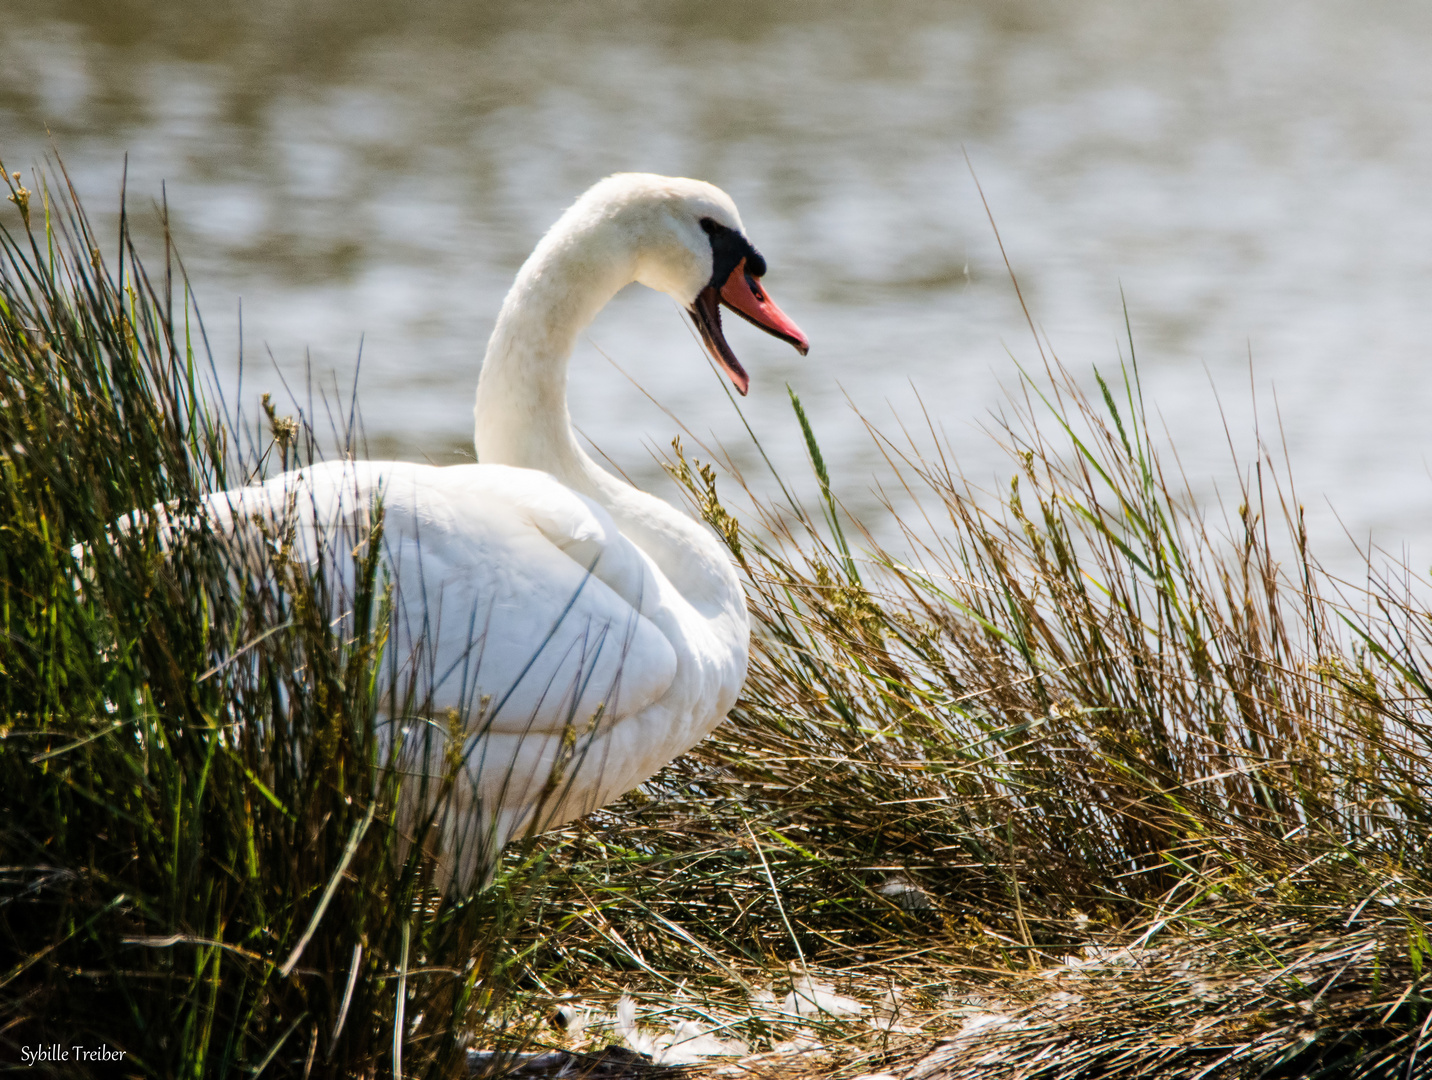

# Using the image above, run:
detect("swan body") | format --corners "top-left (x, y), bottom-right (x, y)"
top-left (203, 174), bottom-right (808, 886)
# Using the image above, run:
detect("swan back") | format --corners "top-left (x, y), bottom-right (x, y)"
top-left (204, 458), bottom-right (743, 885)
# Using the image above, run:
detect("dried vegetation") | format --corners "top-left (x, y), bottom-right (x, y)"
top-left (2, 164), bottom-right (1429, 1078)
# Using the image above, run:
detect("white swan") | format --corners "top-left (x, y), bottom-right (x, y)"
top-left (203, 174), bottom-right (808, 886)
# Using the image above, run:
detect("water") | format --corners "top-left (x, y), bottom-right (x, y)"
top-left (4, 0), bottom-right (1431, 583)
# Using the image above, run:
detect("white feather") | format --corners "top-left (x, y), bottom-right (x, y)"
top-left (197, 174), bottom-right (771, 888)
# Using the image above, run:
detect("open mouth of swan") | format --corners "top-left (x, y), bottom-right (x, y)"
top-left (689, 223), bottom-right (809, 396)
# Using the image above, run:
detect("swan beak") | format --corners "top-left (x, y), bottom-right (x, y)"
top-left (689, 258), bottom-right (809, 396)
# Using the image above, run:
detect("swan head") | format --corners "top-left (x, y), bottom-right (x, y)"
top-left (580, 173), bottom-right (810, 395)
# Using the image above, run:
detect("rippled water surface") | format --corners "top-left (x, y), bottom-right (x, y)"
top-left (4, 0), bottom-right (1431, 578)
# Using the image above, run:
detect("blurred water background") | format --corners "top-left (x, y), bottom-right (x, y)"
top-left (3, 0), bottom-right (1431, 583)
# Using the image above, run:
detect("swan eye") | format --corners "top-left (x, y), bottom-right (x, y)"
top-left (700, 218), bottom-right (767, 287)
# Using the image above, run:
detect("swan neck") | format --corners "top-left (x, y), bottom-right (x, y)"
top-left (474, 222), bottom-right (634, 485)
top-left (471, 188), bottom-right (747, 650)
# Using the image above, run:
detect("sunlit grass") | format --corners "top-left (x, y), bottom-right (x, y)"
top-left (0, 161), bottom-right (551, 1079)
top-left (3, 162), bottom-right (1430, 1079)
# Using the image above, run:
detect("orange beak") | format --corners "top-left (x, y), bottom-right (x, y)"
top-left (689, 257), bottom-right (809, 395)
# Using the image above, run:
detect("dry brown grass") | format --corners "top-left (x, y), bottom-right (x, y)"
top-left (487, 359), bottom-right (1432, 1078)
top-left (3, 161), bottom-right (1429, 1078)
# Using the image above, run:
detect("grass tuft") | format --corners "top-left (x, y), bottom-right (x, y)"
top-left (0, 160), bottom-right (543, 1078)
top-left (495, 342), bottom-right (1432, 1076)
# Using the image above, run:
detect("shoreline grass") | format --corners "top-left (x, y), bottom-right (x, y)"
top-left (2, 162), bottom-right (1429, 1078)
top-left (0, 160), bottom-right (534, 1078)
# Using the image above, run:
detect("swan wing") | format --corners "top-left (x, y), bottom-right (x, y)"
top-left (203, 460), bottom-right (680, 738)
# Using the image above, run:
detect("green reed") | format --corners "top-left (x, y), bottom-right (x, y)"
top-left (499, 348), bottom-right (1432, 1077)
top-left (3, 161), bottom-right (1429, 1079)
top-left (0, 162), bottom-right (551, 1079)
